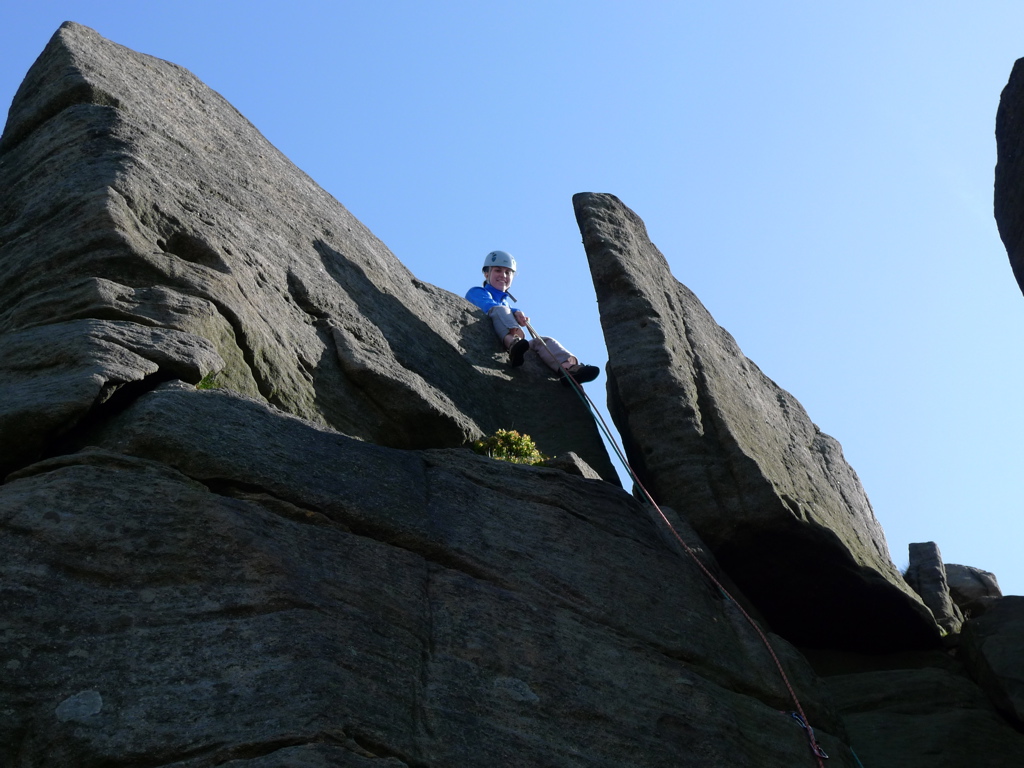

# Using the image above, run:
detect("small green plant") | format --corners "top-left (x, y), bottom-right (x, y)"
top-left (196, 371), bottom-right (220, 390)
top-left (472, 429), bottom-right (548, 465)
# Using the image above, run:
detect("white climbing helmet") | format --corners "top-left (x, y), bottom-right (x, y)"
top-left (483, 250), bottom-right (516, 273)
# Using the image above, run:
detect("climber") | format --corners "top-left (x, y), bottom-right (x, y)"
top-left (466, 250), bottom-right (600, 385)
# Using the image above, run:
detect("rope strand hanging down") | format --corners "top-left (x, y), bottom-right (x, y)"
top-left (524, 321), bottom-right (829, 767)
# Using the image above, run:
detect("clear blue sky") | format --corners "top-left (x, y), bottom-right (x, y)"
top-left (3, 2), bottom-right (1023, 597)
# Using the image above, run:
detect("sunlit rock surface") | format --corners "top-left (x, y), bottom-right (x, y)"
top-left (2, 20), bottom-right (1024, 768)
top-left (0, 20), bottom-right (616, 481)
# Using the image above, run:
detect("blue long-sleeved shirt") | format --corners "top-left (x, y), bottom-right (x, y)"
top-left (465, 283), bottom-right (522, 315)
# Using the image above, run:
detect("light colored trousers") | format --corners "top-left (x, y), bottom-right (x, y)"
top-left (488, 306), bottom-right (574, 372)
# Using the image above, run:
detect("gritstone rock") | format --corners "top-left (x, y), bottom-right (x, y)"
top-left (573, 191), bottom-right (939, 651)
top-left (538, 450), bottom-right (602, 480)
top-left (0, 21), bottom-right (616, 482)
top-left (981, 55), bottom-right (1024, 733)
top-left (959, 596), bottom-right (1024, 729)
top-left (825, 665), bottom-right (1024, 767)
top-left (0, 382), bottom-right (860, 766)
top-left (6, 19), bottom-right (1017, 767)
top-left (995, 56), bottom-right (1024, 297)
top-left (904, 541), bottom-right (964, 635)
top-left (946, 563), bottom-right (1003, 617)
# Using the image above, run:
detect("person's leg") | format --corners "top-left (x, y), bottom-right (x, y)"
top-left (531, 337), bottom-right (600, 384)
top-left (488, 306), bottom-right (524, 349)
top-left (530, 337), bottom-right (576, 372)
top-left (489, 306), bottom-right (530, 366)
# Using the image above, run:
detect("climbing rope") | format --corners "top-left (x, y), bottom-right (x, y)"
top-left (524, 322), bottom-right (829, 767)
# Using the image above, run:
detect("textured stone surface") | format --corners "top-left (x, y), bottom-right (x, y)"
top-left (995, 56), bottom-right (1024, 297)
top-left (825, 666), bottom-right (1024, 767)
top-left (538, 450), bottom-right (602, 479)
top-left (960, 596), bottom-right (1024, 728)
top-left (3, 20), bottom-right (1016, 767)
top-left (0, 317), bottom-right (223, 474)
top-left (0, 21), bottom-right (616, 482)
top-left (573, 191), bottom-right (938, 651)
top-left (904, 542), bottom-right (963, 634)
top-left (0, 383), bottom-right (860, 767)
top-left (946, 563), bottom-right (1002, 618)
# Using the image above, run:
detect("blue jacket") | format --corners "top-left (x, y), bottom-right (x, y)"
top-left (466, 283), bottom-right (521, 314)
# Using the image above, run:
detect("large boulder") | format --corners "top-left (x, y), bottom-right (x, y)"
top-left (0, 382), bottom-right (861, 767)
top-left (959, 596), bottom-right (1024, 729)
top-left (573, 191), bottom-right (938, 651)
top-left (946, 563), bottom-right (1002, 618)
top-left (0, 21), bottom-right (616, 482)
top-left (903, 542), bottom-right (963, 635)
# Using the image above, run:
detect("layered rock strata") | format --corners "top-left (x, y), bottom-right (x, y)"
top-left (0, 22), bottom-right (858, 767)
top-left (1, 382), bottom-right (860, 767)
top-left (573, 191), bottom-right (938, 650)
top-left (3, 19), bottom-right (1024, 768)
top-left (0, 21), bottom-right (616, 482)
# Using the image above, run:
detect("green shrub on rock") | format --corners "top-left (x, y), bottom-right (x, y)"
top-left (472, 429), bottom-right (548, 465)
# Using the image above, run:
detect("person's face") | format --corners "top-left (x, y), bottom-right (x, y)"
top-left (487, 266), bottom-right (515, 291)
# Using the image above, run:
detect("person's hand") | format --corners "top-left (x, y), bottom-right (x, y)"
top-left (514, 310), bottom-right (529, 326)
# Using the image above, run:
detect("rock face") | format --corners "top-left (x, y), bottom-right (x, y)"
top-left (946, 563), bottom-right (1003, 617)
top-left (0, 21), bottom-right (616, 483)
top-left (826, 663), bottom-right (1024, 767)
top-left (3, 20), bottom-right (1023, 768)
top-left (995, 56), bottom-right (1024, 296)
top-left (1, 382), bottom-right (860, 767)
top-left (573, 191), bottom-right (938, 651)
top-left (0, 23), bottom-right (855, 767)
top-left (904, 541), bottom-right (964, 634)
top-left (960, 597), bottom-right (1024, 729)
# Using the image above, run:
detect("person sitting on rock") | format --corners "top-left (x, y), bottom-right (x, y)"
top-left (466, 250), bottom-right (599, 385)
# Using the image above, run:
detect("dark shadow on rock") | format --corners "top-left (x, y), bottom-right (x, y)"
top-left (314, 239), bottom-right (495, 417)
top-left (307, 239), bottom-right (494, 449)
top-left (718, 523), bottom-right (942, 652)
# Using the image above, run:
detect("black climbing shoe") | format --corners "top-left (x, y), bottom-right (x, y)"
top-left (561, 364), bottom-right (599, 385)
top-left (509, 338), bottom-right (530, 367)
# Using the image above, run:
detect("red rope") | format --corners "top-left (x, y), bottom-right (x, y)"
top-left (554, 360), bottom-right (829, 766)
